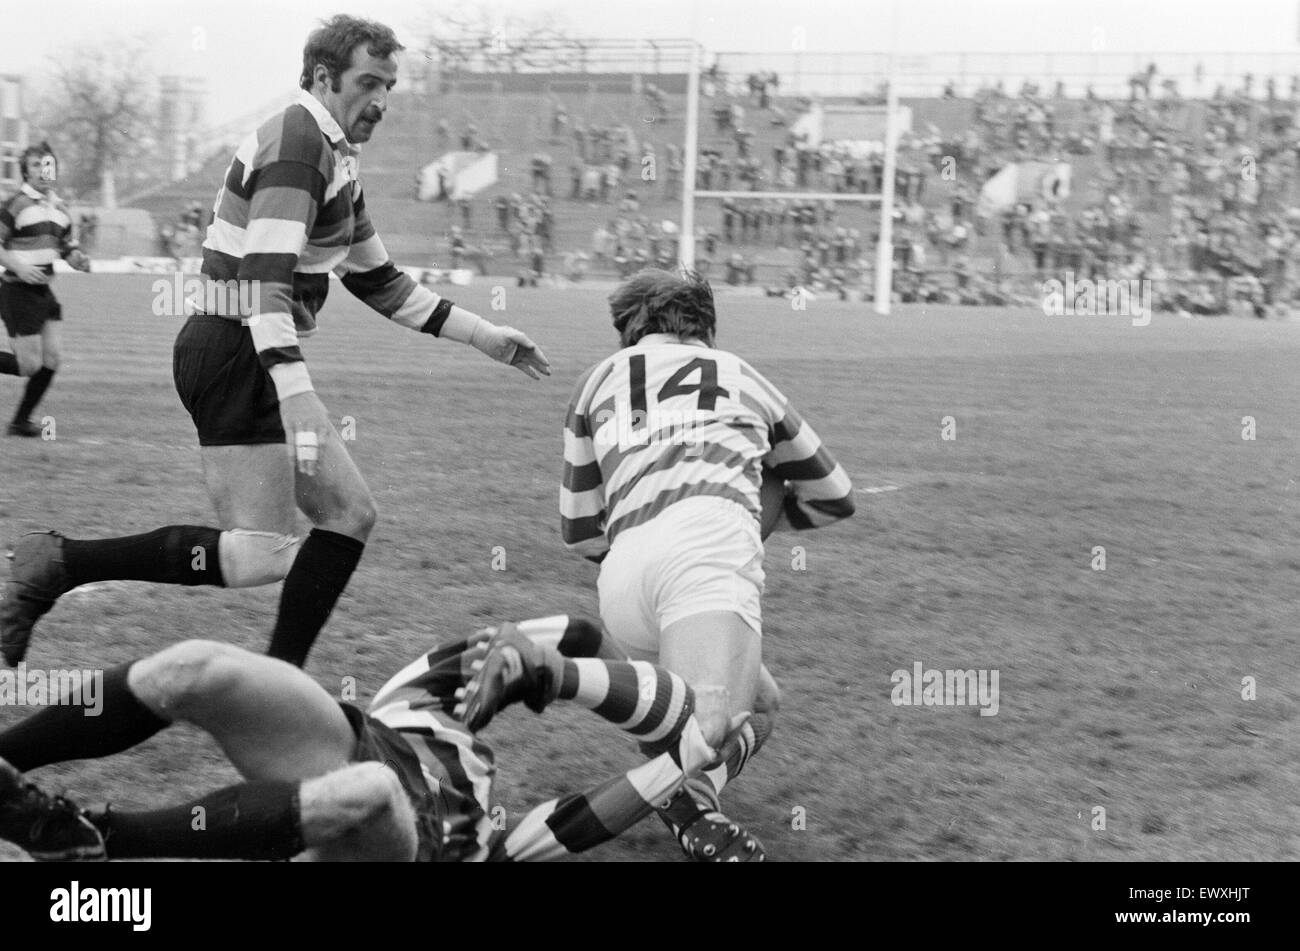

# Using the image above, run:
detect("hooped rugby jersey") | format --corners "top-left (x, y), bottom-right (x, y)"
top-left (561, 334), bottom-right (855, 559)
top-left (201, 90), bottom-right (457, 397)
top-left (367, 615), bottom-right (709, 862)
top-left (0, 183), bottom-right (79, 282)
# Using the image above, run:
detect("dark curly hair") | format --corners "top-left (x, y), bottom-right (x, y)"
top-left (19, 142), bottom-right (56, 183)
top-left (300, 15), bottom-right (405, 93)
top-left (609, 267), bottom-right (717, 348)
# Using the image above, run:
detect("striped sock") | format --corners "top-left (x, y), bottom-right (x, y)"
top-left (692, 710), bottom-right (775, 802)
top-left (514, 615), bottom-right (625, 659)
top-left (558, 658), bottom-right (693, 747)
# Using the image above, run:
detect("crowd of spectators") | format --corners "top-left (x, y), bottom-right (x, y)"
top-left (424, 61), bottom-right (1300, 313)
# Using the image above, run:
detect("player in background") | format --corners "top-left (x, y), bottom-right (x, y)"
top-left (0, 143), bottom-right (91, 437)
top-left (0, 16), bottom-right (549, 669)
top-left (560, 267), bottom-right (854, 860)
top-left (0, 615), bottom-right (755, 862)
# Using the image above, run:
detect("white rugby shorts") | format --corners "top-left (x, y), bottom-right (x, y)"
top-left (597, 496), bottom-right (765, 656)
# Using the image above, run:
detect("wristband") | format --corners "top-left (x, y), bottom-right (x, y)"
top-left (421, 298), bottom-right (455, 335)
top-left (269, 362), bottom-right (314, 400)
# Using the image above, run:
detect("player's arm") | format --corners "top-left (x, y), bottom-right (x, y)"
top-left (334, 187), bottom-right (549, 379)
top-left (748, 364), bottom-right (855, 531)
top-left (236, 158), bottom-right (324, 403)
top-left (57, 206), bottom-right (90, 272)
top-left (559, 368), bottom-right (610, 563)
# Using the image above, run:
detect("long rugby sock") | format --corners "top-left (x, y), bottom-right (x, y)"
top-left (266, 528), bottom-right (365, 667)
top-left (12, 366), bottom-right (53, 422)
top-left (502, 752), bottom-right (694, 862)
top-left (91, 780), bottom-right (303, 860)
top-left (0, 352), bottom-right (18, 375)
top-left (560, 658), bottom-right (694, 747)
top-left (515, 615), bottom-right (628, 660)
top-left (655, 711), bottom-right (776, 836)
top-left (62, 526), bottom-right (225, 588)
top-left (0, 663), bottom-right (169, 771)
top-left (381, 617), bottom-right (629, 717)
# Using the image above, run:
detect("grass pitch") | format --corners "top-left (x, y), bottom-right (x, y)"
top-left (2, 274), bottom-right (1298, 861)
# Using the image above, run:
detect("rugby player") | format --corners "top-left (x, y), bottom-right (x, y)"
top-left (0, 16), bottom-right (549, 668)
top-left (0, 143), bottom-right (91, 438)
top-left (560, 267), bottom-right (855, 859)
top-left (0, 615), bottom-right (759, 862)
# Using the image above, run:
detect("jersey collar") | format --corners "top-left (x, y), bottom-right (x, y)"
top-left (20, 183), bottom-right (51, 202)
top-left (296, 90), bottom-right (360, 157)
top-left (636, 333), bottom-right (710, 349)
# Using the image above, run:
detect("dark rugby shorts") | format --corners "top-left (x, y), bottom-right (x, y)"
top-left (0, 281), bottom-right (62, 338)
top-left (340, 702), bottom-right (444, 863)
top-left (173, 313), bottom-right (286, 446)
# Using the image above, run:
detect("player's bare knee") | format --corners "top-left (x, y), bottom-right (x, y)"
top-left (14, 354), bottom-right (40, 377)
top-left (349, 493), bottom-right (378, 537)
top-left (312, 487), bottom-right (377, 540)
top-left (130, 639), bottom-right (244, 719)
top-left (335, 494), bottom-right (378, 540)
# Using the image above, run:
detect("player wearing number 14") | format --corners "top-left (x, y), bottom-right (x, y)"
top-left (560, 267), bottom-right (854, 859)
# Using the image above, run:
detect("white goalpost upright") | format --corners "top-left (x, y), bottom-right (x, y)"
top-left (677, 41), bottom-right (902, 315)
top-left (873, 76), bottom-right (900, 315)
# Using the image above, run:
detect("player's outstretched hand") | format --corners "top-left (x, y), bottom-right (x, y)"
top-left (498, 327), bottom-right (551, 380)
top-left (471, 322), bottom-right (551, 380)
top-left (67, 251), bottom-right (91, 273)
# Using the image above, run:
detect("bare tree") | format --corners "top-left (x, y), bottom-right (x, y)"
top-left (415, 4), bottom-right (578, 76)
top-left (31, 37), bottom-right (156, 209)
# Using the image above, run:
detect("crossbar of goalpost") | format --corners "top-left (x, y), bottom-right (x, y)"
top-left (692, 191), bottom-right (881, 202)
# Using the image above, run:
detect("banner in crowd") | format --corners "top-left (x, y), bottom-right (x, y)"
top-left (977, 161), bottom-right (1072, 215)
top-left (792, 103), bottom-right (913, 150)
top-left (417, 151), bottom-right (499, 201)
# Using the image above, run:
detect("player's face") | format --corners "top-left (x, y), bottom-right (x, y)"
top-left (23, 154), bottom-right (56, 194)
top-left (324, 45), bottom-right (399, 144)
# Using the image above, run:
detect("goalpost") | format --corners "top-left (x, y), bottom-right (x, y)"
top-left (677, 41), bottom-right (902, 314)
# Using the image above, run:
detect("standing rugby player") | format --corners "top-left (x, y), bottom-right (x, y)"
top-left (560, 267), bottom-right (854, 859)
top-left (0, 16), bottom-right (549, 668)
top-left (0, 143), bottom-right (90, 437)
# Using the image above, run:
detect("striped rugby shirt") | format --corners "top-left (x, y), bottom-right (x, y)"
top-left (0, 183), bottom-right (79, 282)
top-left (367, 615), bottom-right (710, 862)
top-left (202, 90), bottom-right (457, 399)
top-left (561, 334), bottom-right (855, 559)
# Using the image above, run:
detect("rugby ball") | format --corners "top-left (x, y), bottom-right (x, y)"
top-left (760, 467), bottom-right (786, 540)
